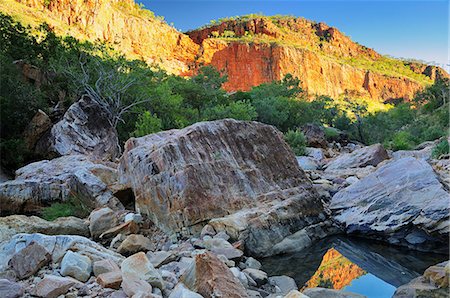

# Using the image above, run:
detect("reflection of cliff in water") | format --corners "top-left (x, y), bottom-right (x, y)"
top-left (261, 236), bottom-right (448, 289)
top-left (303, 248), bottom-right (366, 290)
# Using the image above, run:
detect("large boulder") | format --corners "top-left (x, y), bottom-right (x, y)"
top-left (0, 233), bottom-right (124, 274)
top-left (0, 155), bottom-right (123, 215)
top-left (324, 143), bottom-right (389, 171)
top-left (35, 95), bottom-right (119, 160)
top-left (330, 157), bottom-right (450, 251)
top-left (0, 215), bottom-right (89, 244)
top-left (119, 119), bottom-right (330, 257)
top-left (181, 251), bottom-right (249, 298)
top-left (301, 124), bottom-right (327, 148)
top-left (8, 242), bottom-right (51, 279)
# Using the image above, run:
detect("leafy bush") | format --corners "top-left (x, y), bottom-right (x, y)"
top-left (432, 139), bottom-right (449, 159)
top-left (284, 130), bottom-right (307, 155)
top-left (389, 131), bottom-right (414, 151)
top-left (40, 196), bottom-right (92, 221)
top-left (131, 111), bottom-right (162, 137)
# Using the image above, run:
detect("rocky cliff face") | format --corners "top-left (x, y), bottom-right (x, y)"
top-left (8, 0), bottom-right (199, 74)
top-left (188, 17), bottom-right (447, 101)
top-left (4, 1), bottom-right (448, 101)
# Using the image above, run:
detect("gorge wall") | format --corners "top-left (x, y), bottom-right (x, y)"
top-left (3, 0), bottom-right (449, 101)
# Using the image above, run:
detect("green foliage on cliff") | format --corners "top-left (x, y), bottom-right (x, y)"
top-left (284, 130), bottom-right (307, 155)
top-left (1, 13), bottom-right (448, 173)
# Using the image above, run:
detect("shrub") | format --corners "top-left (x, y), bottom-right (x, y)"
top-left (284, 129), bottom-right (307, 156)
top-left (40, 196), bottom-right (91, 221)
top-left (390, 131), bottom-right (414, 151)
top-left (432, 139), bottom-right (449, 159)
top-left (131, 111), bottom-right (162, 137)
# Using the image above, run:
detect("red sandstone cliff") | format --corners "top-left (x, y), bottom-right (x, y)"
top-left (3, 1), bottom-right (448, 101)
top-left (187, 17), bottom-right (447, 101)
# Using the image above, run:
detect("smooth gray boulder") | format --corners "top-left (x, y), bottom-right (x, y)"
top-left (296, 156), bottom-right (319, 171)
top-left (169, 283), bottom-right (204, 298)
top-left (0, 155), bottom-right (122, 215)
top-left (36, 95), bottom-right (120, 160)
top-left (325, 143), bottom-right (388, 171)
top-left (330, 157), bottom-right (450, 251)
top-left (60, 250), bottom-right (92, 282)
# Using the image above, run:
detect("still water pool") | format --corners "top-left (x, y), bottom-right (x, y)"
top-left (261, 236), bottom-right (447, 298)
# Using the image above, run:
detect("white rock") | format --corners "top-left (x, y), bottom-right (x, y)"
top-left (60, 251), bottom-right (92, 282)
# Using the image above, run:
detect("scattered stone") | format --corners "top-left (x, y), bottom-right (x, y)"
top-left (230, 267), bottom-right (249, 288)
top-left (303, 287), bottom-right (365, 298)
top-left (97, 271), bottom-right (122, 289)
top-left (121, 252), bottom-right (164, 289)
top-left (147, 251), bottom-right (176, 268)
top-left (60, 251), bottom-right (92, 282)
top-left (182, 251), bottom-right (249, 297)
top-left (169, 283), bottom-right (204, 298)
top-left (8, 241), bottom-right (51, 279)
top-left (325, 143), bottom-right (389, 171)
top-left (284, 290), bottom-right (309, 298)
top-left (117, 234), bottom-right (153, 255)
top-left (93, 259), bottom-right (120, 277)
top-left (296, 156), bottom-right (319, 171)
top-left (110, 290), bottom-right (128, 298)
top-left (268, 276), bottom-right (297, 296)
top-left (305, 147), bottom-right (324, 162)
top-left (124, 213), bottom-right (143, 224)
top-left (121, 275), bottom-right (153, 297)
top-left (214, 231), bottom-right (231, 241)
top-left (245, 257), bottom-right (262, 270)
top-left (101, 221), bottom-right (139, 240)
top-left (0, 279), bottom-right (24, 298)
top-left (243, 268), bottom-right (268, 287)
top-left (89, 207), bottom-right (119, 239)
top-left (203, 237), bottom-right (243, 260)
top-left (34, 275), bottom-right (76, 298)
top-left (200, 225), bottom-right (216, 238)
top-left (217, 254), bottom-right (235, 267)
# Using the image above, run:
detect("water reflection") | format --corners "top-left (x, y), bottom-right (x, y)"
top-left (261, 236), bottom-right (448, 296)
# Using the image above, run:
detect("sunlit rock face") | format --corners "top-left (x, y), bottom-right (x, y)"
top-left (119, 119), bottom-right (331, 257)
top-left (6, 1), bottom-right (448, 101)
top-left (330, 157), bottom-right (450, 252)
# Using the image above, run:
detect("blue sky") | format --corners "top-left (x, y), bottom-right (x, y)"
top-left (140, 0), bottom-right (449, 68)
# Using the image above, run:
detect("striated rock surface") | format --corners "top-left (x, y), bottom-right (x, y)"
top-left (0, 155), bottom-right (122, 215)
top-left (0, 215), bottom-right (89, 244)
top-left (181, 251), bottom-right (249, 298)
top-left (23, 109), bottom-right (52, 150)
top-left (330, 157), bottom-right (450, 251)
top-left (119, 119), bottom-right (330, 257)
top-left (34, 275), bottom-right (76, 298)
top-left (36, 96), bottom-right (120, 160)
top-left (0, 279), bottom-right (24, 298)
top-left (324, 143), bottom-right (389, 171)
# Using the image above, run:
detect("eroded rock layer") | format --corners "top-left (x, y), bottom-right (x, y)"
top-left (119, 119), bottom-right (330, 257)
